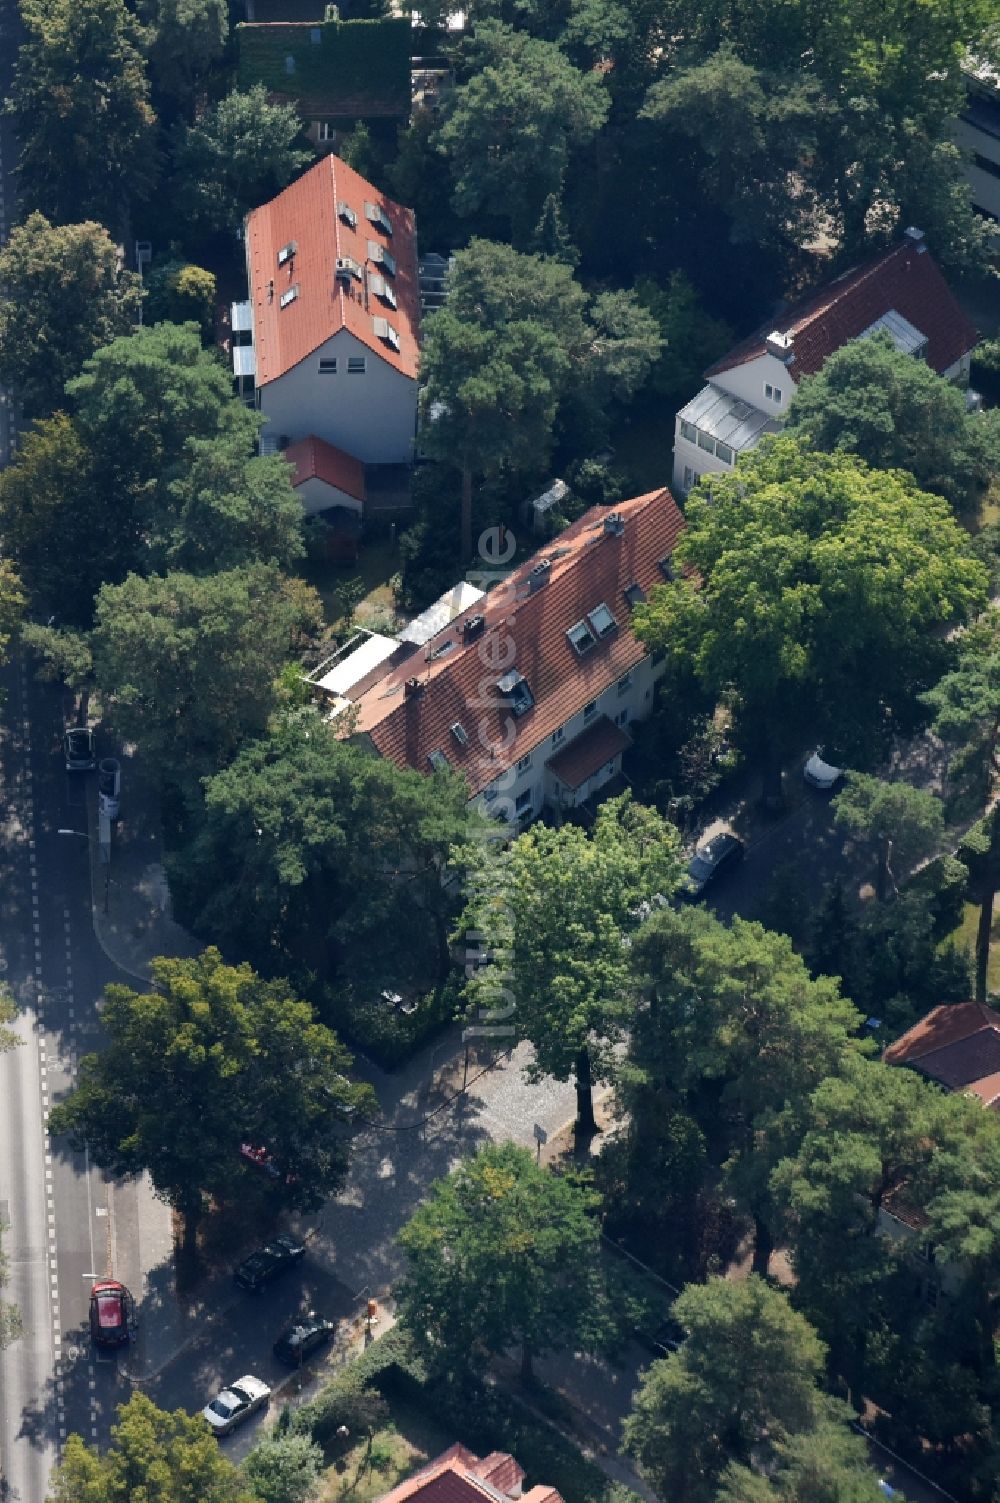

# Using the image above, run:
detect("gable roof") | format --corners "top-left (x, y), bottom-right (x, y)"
top-left (706, 234), bottom-right (978, 382)
top-left (245, 155), bottom-right (419, 387)
top-left (348, 490), bottom-right (685, 797)
top-left (237, 17), bottom-right (411, 121)
top-left (377, 1447), bottom-right (546, 1503)
top-left (285, 434), bottom-right (366, 502)
top-left (884, 1002), bottom-right (1000, 1109)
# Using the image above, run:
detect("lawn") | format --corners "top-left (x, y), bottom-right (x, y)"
top-left (945, 902), bottom-right (1000, 993)
top-left (315, 1402), bottom-right (451, 1503)
top-left (304, 535), bottom-right (402, 632)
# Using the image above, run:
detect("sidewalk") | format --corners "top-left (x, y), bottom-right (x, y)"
top-left (85, 742), bottom-right (200, 984)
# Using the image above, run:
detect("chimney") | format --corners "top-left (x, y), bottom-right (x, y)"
top-left (526, 560), bottom-right (551, 594)
top-left (903, 225), bottom-right (927, 252)
top-left (765, 330), bottom-right (794, 361)
top-left (404, 677), bottom-right (424, 698)
top-left (603, 512), bottom-right (625, 537)
top-left (463, 613), bottom-right (485, 641)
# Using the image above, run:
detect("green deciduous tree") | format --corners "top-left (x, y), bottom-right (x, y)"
top-left (787, 333), bottom-right (1000, 517)
top-left (145, 0), bottom-right (229, 122)
top-left (144, 259), bottom-right (217, 341)
top-left (629, 905), bottom-right (865, 1272)
top-left (0, 559), bottom-right (24, 672)
top-left (832, 774), bottom-right (944, 902)
top-left (241, 1434), bottom-right (324, 1503)
top-left (634, 272), bottom-right (733, 406)
top-left (0, 215), bottom-right (141, 419)
top-left (461, 795), bottom-right (684, 1133)
top-left (167, 718), bottom-right (470, 985)
top-left (716, 1417), bottom-right (889, 1503)
top-left (92, 566), bottom-right (319, 780)
top-left (924, 608), bottom-right (1000, 1000)
top-left (622, 1276), bottom-right (831, 1503)
top-left (633, 439), bottom-right (988, 806)
top-left (397, 1141), bottom-right (608, 1382)
top-left (49, 949), bottom-right (367, 1254)
top-left (9, 0), bottom-right (156, 228)
top-left (48, 1393), bottom-right (256, 1503)
top-left (435, 22), bottom-right (608, 244)
top-left (172, 87), bottom-right (311, 241)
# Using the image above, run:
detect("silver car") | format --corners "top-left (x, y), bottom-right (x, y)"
top-left (201, 1374), bottom-right (271, 1436)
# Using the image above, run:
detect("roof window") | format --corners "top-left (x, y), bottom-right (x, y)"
top-left (369, 272), bottom-right (397, 309)
top-left (368, 242), bottom-right (396, 276)
top-left (279, 284), bottom-right (300, 309)
top-left (567, 620), bottom-right (597, 656)
top-left (365, 201), bottom-right (393, 236)
top-left (658, 555), bottom-right (676, 581)
top-left (373, 316), bottom-right (401, 352)
top-left (337, 202), bottom-right (358, 230)
top-left (428, 749), bottom-right (449, 771)
top-left (496, 670), bottom-right (534, 718)
top-left (624, 583), bottom-right (646, 607)
top-left (450, 721), bottom-right (469, 746)
top-left (277, 240), bottom-right (297, 267)
top-left (587, 602), bottom-right (617, 639)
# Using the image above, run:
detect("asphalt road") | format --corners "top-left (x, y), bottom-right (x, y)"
top-left (0, 0), bottom-right (23, 471)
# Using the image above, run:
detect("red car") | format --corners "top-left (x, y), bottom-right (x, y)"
top-left (89, 1280), bottom-right (133, 1347)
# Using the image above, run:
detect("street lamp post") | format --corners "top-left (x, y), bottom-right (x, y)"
top-left (57, 827), bottom-right (111, 913)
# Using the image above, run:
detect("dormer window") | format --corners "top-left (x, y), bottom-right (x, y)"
top-left (567, 620), bottom-right (596, 656)
top-left (337, 201), bottom-right (358, 229)
top-left (277, 241), bottom-right (297, 267)
top-left (496, 670), bottom-right (534, 717)
top-left (587, 602), bottom-right (617, 639)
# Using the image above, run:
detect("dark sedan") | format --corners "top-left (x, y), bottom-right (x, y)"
top-left (233, 1233), bottom-right (306, 1292)
top-left (684, 831), bottom-right (745, 899)
top-left (273, 1311), bottom-right (336, 1366)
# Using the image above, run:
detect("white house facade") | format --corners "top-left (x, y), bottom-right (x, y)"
top-left (672, 229), bottom-right (979, 496)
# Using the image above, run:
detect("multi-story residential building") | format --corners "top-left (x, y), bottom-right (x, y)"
top-left (957, 58), bottom-right (1000, 224)
top-left (672, 228), bottom-right (978, 495)
top-left (233, 154), bottom-right (420, 493)
top-left (318, 488), bottom-right (685, 823)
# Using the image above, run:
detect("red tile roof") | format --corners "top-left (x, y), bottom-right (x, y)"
top-left (706, 236), bottom-right (977, 382)
top-left (348, 490), bottom-right (684, 797)
top-left (884, 1002), bottom-right (1000, 1110)
top-left (245, 155), bottom-right (419, 387)
top-left (377, 1448), bottom-right (560, 1503)
top-left (285, 434), bottom-right (366, 502)
top-left (546, 715), bottom-right (631, 790)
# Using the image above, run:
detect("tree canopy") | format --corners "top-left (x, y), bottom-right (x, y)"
top-left (397, 1141), bottom-right (608, 1381)
top-left (832, 774), bottom-right (944, 902)
top-left (787, 332), bottom-right (1000, 516)
top-left (10, 0), bottom-right (156, 228)
top-left (0, 214), bottom-right (142, 419)
top-left (633, 438), bottom-right (988, 801)
top-left (49, 949), bottom-right (369, 1251)
top-left (460, 794), bottom-right (684, 1132)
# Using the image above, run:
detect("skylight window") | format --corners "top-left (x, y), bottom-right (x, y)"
top-left (368, 242), bottom-right (396, 276)
top-left (624, 583), bottom-right (646, 607)
top-left (587, 602), bottom-right (617, 639)
top-left (369, 273), bottom-right (397, 309)
top-left (277, 240), bottom-right (297, 266)
top-left (373, 316), bottom-right (401, 352)
top-left (337, 201), bottom-right (357, 229)
top-left (365, 201), bottom-right (393, 236)
top-left (450, 721), bottom-right (469, 746)
top-left (279, 284), bottom-right (300, 309)
top-left (428, 749), bottom-right (449, 771)
top-left (496, 670), bottom-right (535, 718)
top-left (567, 620), bottom-right (597, 656)
top-left (658, 555), bottom-right (676, 581)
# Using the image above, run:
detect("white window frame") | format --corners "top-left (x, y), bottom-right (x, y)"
top-left (317, 121), bottom-right (336, 142)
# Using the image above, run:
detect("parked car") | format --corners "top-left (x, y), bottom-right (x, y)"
top-left (89, 1280), bottom-right (134, 1347)
top-left (684, 831), bottom-right (745, 899)
top-left (803, 749), bottom-right (844, 791)
top-left (201, 1374), bottom-right (271, 1436)
top-left (272, 1311), bottom-right (336, 1366)
top-left (63, 726), bottom-right (96, 772)
top-left (634, 1308), bottom-right (686, 1358)
top-left (233, 1233), bottom-right (306, 1292)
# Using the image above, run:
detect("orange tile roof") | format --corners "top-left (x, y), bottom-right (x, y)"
top-left (285, 434), bottom-right (366, 502)
top-left (348, 490), bottom-right (684, 797)
top-left (884, 1002), bottom-right (1000, 1111)
top-left (245, 155), bottom-right (419, 386)
top-left (377, 1449), bottom-right (561, 1503)
top-left (706, 236), bottom-right (977, 382)
top-left (546, 714), bottom-right (631, 790)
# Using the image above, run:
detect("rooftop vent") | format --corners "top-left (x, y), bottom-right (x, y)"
top-left (336, 256), bottom-right (362, 283)
top-left (765, 330), bottom-right (794, 361)
top-left (338, 201), bottom-right (358, 229)
top-left (404, 676), bottom-right (424, 698)
top-left (496, 670), bottom-right (535, 718)
top-left (603, 512), bottom-right (625, 537)
top-left (277, 240), bottom-right (297, 267)
top-left (450, 721), bottom-right (469, 746)
top-left (279, 284), bottom-right (300, 309)
top-left (463, 614), bottom-right (485, 641)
